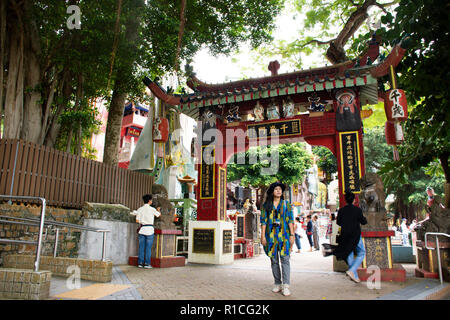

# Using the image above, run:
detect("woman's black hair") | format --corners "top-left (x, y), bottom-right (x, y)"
top-left (263, 182), bottom-right (285, 212)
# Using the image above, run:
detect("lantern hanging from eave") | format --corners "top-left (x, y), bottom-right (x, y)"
top-left (384, 89), bottom-right (408, 121)
top-left (153, 117), bottom-right (169, 142)
top-left (385, 120), bottom-right (404, 145)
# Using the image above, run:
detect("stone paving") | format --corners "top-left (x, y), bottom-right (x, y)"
top-left (119, 249), bottom-right (425, 300)
top-left (46, 236), bottom-right (448, 300)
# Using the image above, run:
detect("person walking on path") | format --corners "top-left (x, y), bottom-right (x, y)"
top-left (326, 212), bottom-right (339, 246)
top-left (131, 194), bottom-right (161, 268)
top-left (312, 214), bottom-right (320, 250)
top-left (294, 216), bottom-right (303, 253)
top-left (400, 218), bottom-right (410, 246)
top-left (326, 191), bottom-right (367, 283)
top-left (306, 215), bottom-right (314, 251)
top-left (260, 182), bottom-right (295, 296)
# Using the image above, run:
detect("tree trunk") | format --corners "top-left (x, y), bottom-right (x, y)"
top-left (44, 70), bottom-right (73, 147)
top-left (20, 0), bottom-right (43, 143)
top-left (103, 88), bottom-right (127, 165)
top-left (66, 128), bottom-right (73, 153)
top-left (0, 0), bottom-right (6, 137)
top-left (4, 25), bottom-right (24, 139)
top-left (325, 0), bottom-right (376, 64)
top-left (102, 0), bottom-right (144, 165)
top-left (440, 152), bottom-right (450, 208)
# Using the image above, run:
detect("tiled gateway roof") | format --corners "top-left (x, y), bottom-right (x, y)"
top-left (144, 37), bottom-right (407, 121)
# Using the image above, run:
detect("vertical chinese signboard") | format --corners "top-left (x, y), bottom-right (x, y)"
top-left (200, 145), bottom-right (215, 199)
top-left (218, 167), bottom-right (226, 221)
top-left (339, 131), bottom-right (362, 193)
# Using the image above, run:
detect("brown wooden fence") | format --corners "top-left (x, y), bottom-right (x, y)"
top-left (0, 139), bottom-right (153, 210)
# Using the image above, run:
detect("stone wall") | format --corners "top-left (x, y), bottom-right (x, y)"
top-left (77, 203), bottom-right (139, 264)
top-left (3, 254), bottom-right (113, 282)
top-left (0, 204), bottom-right (83, 265)
top-left (0, 202), bottom-right (139, 266)
top-left (0, 268), bottom-right (51, 300)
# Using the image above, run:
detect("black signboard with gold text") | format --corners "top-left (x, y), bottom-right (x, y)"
top-left (193, 229), bottom-right (215, 254)
top-left (218, 167), bottom-right (226, 220)
top-left (247, 119), bottom-right (301, 139)
top-left (339, 131), bottom-right (361, 193)
top-left (223, 230), bottom-right (233, 254)
top-left (200, 145), bottom-right (215, 199)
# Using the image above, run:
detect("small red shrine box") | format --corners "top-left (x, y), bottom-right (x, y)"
top-left (152, 117), bottom-right (169, 142)
top-left (385, 121), bottom-right (404, 145)
top-left (384, 89), bottom-right (408, 121)
top-left (244, 239), bottom-right (254, 258)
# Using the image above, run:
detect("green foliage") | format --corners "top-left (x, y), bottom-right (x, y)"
top-left (251, 0), bottom-right (396, 69)
top-left (378, 0), bottom-right (450, 186)
top-left (363, 126), bottom-right (392, 173)
top-left (362, 101), bottom-right (387, 128)
top-left (311, 146), bottom-right (337, 183)
top-left (227, 142), bottom-right (312, 188)
top-left (55, 101), bottom-right (102, 159)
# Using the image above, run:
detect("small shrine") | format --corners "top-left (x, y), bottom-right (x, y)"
top-left (118, 102), bottom-right (149, 169)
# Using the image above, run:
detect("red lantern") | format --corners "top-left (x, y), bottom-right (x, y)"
top-left (385, 121), bottom-right (404, 145)
top-left (384, 89), bottom-right (408, 121)
top-left (152, 117), bottom-right (169, 142)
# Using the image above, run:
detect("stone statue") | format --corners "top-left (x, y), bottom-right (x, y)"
top-left (415, 194), bottom-right (450, 241)
top-left (151, 184), bottom-right (176, 229)
top-left (359, 173), bottom-right (388, 231)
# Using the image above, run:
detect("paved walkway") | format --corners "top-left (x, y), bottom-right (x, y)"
top-left (48, 244), bottom-right (448, 300)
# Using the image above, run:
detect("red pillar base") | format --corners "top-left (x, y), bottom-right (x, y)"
top-left (415, 267), bottom-right (439, 279)
top-left (357, 264), bottom-right (406, 282)
top-left (128, 256), bottom-right (186, 268)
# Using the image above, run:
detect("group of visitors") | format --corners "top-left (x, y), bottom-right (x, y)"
top-left (260, 181), bottom-right (368, 296)
top-left (292, 213), bottom-right (322, 253)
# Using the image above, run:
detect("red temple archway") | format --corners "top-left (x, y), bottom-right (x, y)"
top-left (144, 36), bottom-right (408, 270)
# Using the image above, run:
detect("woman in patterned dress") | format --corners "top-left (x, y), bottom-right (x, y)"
top-left (260, 182), bottom-right (295, 296)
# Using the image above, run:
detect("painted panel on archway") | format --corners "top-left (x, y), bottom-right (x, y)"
top-left (193, 228), bottom-right (215, 254)
top-left (223, 230), bottom-right (232, 254)
top-left (339, 131), bottom-right (361, 193)
top-left (200, 145), bottom-right (215, 199)
top-left (247, 119), bottom-right (301, 139)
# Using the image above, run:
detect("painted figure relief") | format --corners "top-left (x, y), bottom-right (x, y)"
top-left (335, 89), bottom-right (362, 131)
top-left (307, 94), bottom-right (326, 112)
top-left (226, 105), bottom-right (241, 123)
top-left (283, 97), bottom-right (295, 118)
top-left (253, 101), bottom-right (265, 121)
top-left (266, 99), bottom-right (280, 120)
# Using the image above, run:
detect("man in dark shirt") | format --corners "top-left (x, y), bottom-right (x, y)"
top-left (333, 191), bottom-right (367, 283)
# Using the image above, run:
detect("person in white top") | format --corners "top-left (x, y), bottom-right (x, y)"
top-left (131, 194), bottom-right (161, 268)
top-left (400, 218), bottom-right (410, 246)
top-left (294, 216), bottom-right (303, 253)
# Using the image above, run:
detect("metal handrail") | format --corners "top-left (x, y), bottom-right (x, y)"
top-left (0, 195), bottom-right (46, 272)
top-left (0, 195), bottom-right (111, 269)
top-left (424, 232), bottom-right (450, 285)
top-left (0, 215), bottom-right (109, 232)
